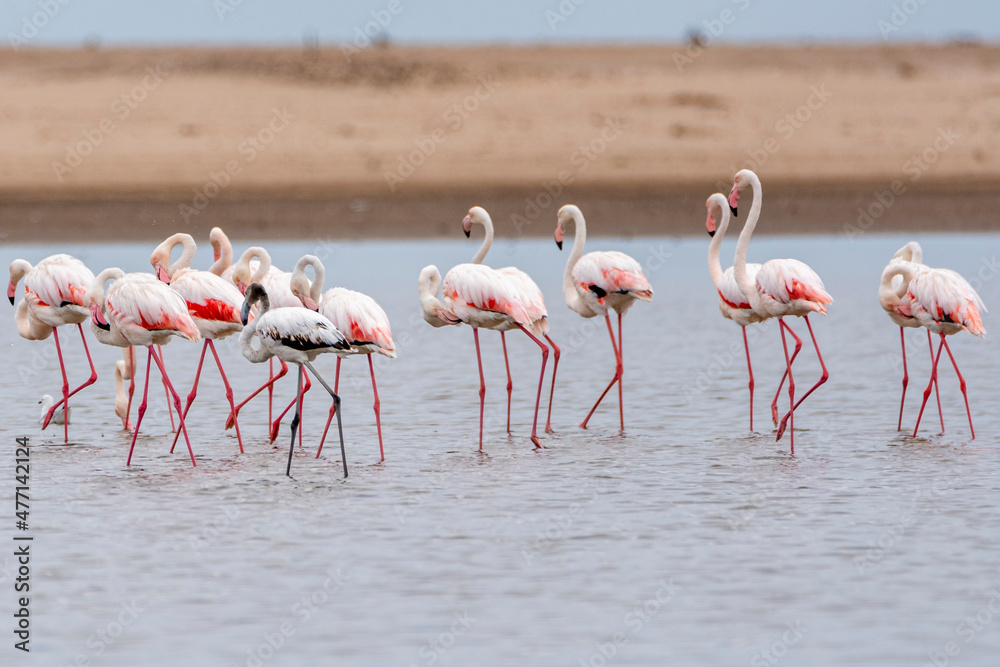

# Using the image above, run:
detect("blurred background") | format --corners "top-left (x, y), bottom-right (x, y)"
top-left (1, 0), bottom-right (998, 242)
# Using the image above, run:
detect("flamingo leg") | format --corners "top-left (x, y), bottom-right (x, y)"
top-left (777, 318), bottom-right (796, 453)
top-left (159, 345), bottom-right (176, 432)
top-left (209, 340), bottom-right (243, 453)
top-left (50, 326), bottom-right (70, 442)
top-left (42, 323), bottom-right (98, 429)
top-left (151, 346), bottom-right (196, 466)
top-left (776, 315), bottom-right (829, 440)
top-left (501, 331), bottom-right (512, 434)
top-left (303, 360), bottom-right (347, 478)
top-left (940, 335), bottom-right (975, 439)
top-left (771, 322), bottom-right (802, 426)
top-left (897, 326), bottom-right (908, 431)
top-left (617, 313), bottom-right (625, 430)
top-left (270, 368), bottom-right (311, 444)
top-left (126, 347), bottom-right (155, 467)
top-left (743, 326), bottom-right (754, 432)
top-left (543, 333), bottom-right (560, 434)
top-left (227, 359), bottom-right (289, 430)
top-left (316, 357), bottom-right (341, 459)
top-left (369, 354), bottom-right (384, 462)
top-left (126, 346), bottom-right (136, 427)
top-left (912, 335), bottom-right (945, 438)
top-left (170, 340), bottom-right (209, 454)
top-left (580, 312), bottom-right (621, 430)
top-left (474, 328), bottom-right (486, 449)
top-left (514, 323), bottom-right (549, 448)
top-left (928, 330), bottom-right (944, 434)
top-left (287, 364), bottom-right (304, 477)
top-left (268, 358), bottom-right (274, 435)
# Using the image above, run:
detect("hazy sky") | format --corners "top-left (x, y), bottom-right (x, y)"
top-left (3, 1), bottom-right (995, 48)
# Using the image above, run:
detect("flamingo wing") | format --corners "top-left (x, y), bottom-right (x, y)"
top-left (443, 263), bottom-right (531, 325)
top-left (258, 308), bottom-right (350, 352)
top-left (756, 259), bottom-right (832, 313)
top-left (27, 254), bottom-right (94, 307)
top-left (170, 269), bottom-right (243, 324)
top-left (719, 263), bottom-right (761, 310)
top-left (320, 287), bottom-right (396, 357)
top-left (572, 251), bottom-right (653, 301)
top-left (498, 266), bottom-right (547, 322)
top-left (908, 269), bottom-right (987, 336)
top-left (107, 275), bottom-right (200, 340)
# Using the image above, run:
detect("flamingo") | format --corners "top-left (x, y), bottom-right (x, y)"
top-left (882, 264), bottom-right (987, 438)
top-left (207, 227), bottom-right (233, 277)
top-left (705, 193), bottom-right (765, 431)
top-left (464, 206), bottom-right (560, 435)
top-left (878, 241), bottom-right (943, 432)
top-left (85, 269), bottom-right (201, 466)
top-left (239, 282), bottom-right (351, 477)
top-left (150, 233), bottom-right (245, 453)
top-left (554, 204), bottom-right (653, 430)
top-left (729, 169), bottom-right (833, 450)
top-left (418, 256), bottom-right (547, 448)
top-left (290, 255), bottom-right (395, 462)
top-left (8, 254), bottom-right (97, 442)
top-left (227, 246), bottom-right (307, 436)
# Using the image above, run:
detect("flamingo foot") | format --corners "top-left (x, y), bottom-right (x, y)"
top-left (531, 435), bottom-right (545, 449)
top-left (545, 426), bottom-right (554, 434)
top-left (269, 421), bottom-right (281, 443)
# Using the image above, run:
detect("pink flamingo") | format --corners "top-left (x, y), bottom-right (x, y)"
top-left (418, 259), bottom-right (548, 448)
top-left (730, 169), bottom-right (832, 450)
top-left (883, 264), bottom-right (987, 439)
top-left (554, 205), bottom-right (653, 430)
top-left (150, 233), bottom-right (246, 453)
top-left (705, 193), bottom-right (765, 431)
top-left (86, 269), bottom-right (201, 466)
top-left (291, 255), bottom-right (395, 462)
top-left (878, 241), bottom-right (943, 432)
top-left (8, 254), bottom-right (97, 442)
top-left (464, 206), bottom-right (560, 435)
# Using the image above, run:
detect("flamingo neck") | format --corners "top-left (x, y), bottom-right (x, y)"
top-left (563, 211), bottom-right (588, 313)
top-left (238, 247), bottom-right (272, 284)
top-left (208, 232), bottom-right (233, 276)
top-left (707, 206), bottom-right (729, 289)
top-left (239, 290), bottom-right (271, 363)
top-left (293, 255), bottom-right (325, 303)
top-left (9, 259), bottom-right (33, 291)
top-left (733, 173), bottom-right (763, 312)
top-left (471, 215), bottom-right (494, 264)
top-left (880, 263), bottom-right (915, 306)
top-left (161, 233), bottom-right (196, 279)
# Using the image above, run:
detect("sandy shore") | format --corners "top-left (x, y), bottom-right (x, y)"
top-left (1, 44), bottom-right (998, 242)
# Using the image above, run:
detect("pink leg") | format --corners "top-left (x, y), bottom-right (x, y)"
top-left (771, 322), bottom-right (802, 426)
top-left (126, 347), bottom-right (155, 467)
top-left (151, 346), bottom-right (195, 466)
top-left (617, 312), bottom-right (625, 431)
top-left (270, 368), bottom-right (311, 444)
top-left (515, 323), bottom-right (549, 448)
top-left (316, 357), bottom-right (341, 459)
top-left (170, 340), bottom-right (209, 454)
top-left (580, 312), bottom-right (621, 430)
top-left (777, 318), bottom-right (796, 453)
top-left (913, 335), bottom-right (945, 438)
top-left (126, 346), bottom-right (136, 425)
top-left (897, 327), bottom-right (908, 431)
top-left (227, 359), bottom-right (289, 429)
top-left (369, 354), bottom-right (384, 461)
top-left (159, 345), bottom-right (176, 432)
top-left (928, 330), bottom-right (944, 434)
top-left (743, 326), bottom-right (754, 432)
top-left (42, 323), bottom-right (99, 429)
top-left (776, 315), bottom-right (829, 440)
top-left (50, 326), bottom-right (70, 442)
top-left (501, 331), bottom-right (512, 434)
top-left (941, 336), bottom-right (975, 439)
top-left (474, 328), bottom-right (486, 450)
top-left (209, 340), bottom-right (243, 453)
top-left (543, 333), bottom-right (560, 434)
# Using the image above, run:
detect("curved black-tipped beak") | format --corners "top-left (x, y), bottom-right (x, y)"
top-left (240, 301), bottom-right (251, 326)
top-left (463, 229), bottom-right (471, 238)
top-left (556, 240), bottom-right (563, 251)
top-left (729, 206), bottom-right (738, 218)
top-left (707, 229), bottom-right (716, 238)
top-left (7, 296), bottom-right (13, 305)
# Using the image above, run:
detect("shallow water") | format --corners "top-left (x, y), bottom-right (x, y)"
top-left (2, 232), bottom-right (999, 666)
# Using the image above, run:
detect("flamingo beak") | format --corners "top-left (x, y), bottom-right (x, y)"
top-left (240, 300), bottom-right (251, 326)
top-left (90, 302), bottom-right (110, 331)
top-left (462, 215), bottom-right (472, 238)
top-left (728, 185), bottom-right (740, 217)
top-left (237, 282), bottom-right (247, 296)
top-left (300, 294), bottom-right (319, 312)
top-left (554, 225), bottom-right (564, 251)
top-left (7, 280), bottom-right (16, 304)
top-left (706, 212), bottom-right (716, 237)
top-left (155, 264), bottom-right (170, 284)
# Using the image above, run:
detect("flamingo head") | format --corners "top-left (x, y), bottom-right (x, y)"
top-left (555, 204), bottom-right (581, 250)
top-left (290, 276), bottom-right (319, 311)
top-left (89, 300), bottom-right (110, 331)
top-left (209, 227), bottom-right (226, 262)
top-left (463, 206), bottom-right (489, 238)
top-left (231, 264), bottom-right (252, 295)
top-left (6, 280), bottom-right (15, 305)
top-left (153, 263), bottom-right (170, 284)
top-left (240, 283), bottom-right (267, 325)
top-left (729, 169), bottom-right (757, 217)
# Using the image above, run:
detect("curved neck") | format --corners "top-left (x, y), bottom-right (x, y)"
top-left (733, 174), bottom-right (763, 311)
top-left (208, 230), bottom-right (233, 276)
top-left (707, 206), bottom-right (729, 288)
top-left (240, 291), bottom-right (271, 363)
top-left (880, 263), bottom-right (915, 305)
top-left (15, 299), bottom-right (49, 339)
top-left (238, 247), bottom-right (272, 283)
top-left (471, 215), bottom-right (494, 264)
top-left (9, 259), bottom-right (33, 291)
top-left (162, 233), bottom-right (196, 278)
top-left (563, 211), bottom-right (588, 311)
top-left (293, 255), bottom-right (325, 303)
